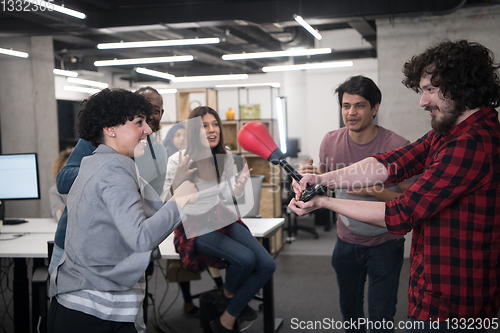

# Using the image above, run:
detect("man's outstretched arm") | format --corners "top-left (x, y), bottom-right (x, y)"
top-left (288, 195), bottom-right (386, 228)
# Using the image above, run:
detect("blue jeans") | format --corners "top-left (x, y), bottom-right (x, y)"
top-left (195, 223), bottom-right (276, 317)
top-left (331, 237), bottom-right (405, 333)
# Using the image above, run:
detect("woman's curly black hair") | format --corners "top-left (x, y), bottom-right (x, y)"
top-left (77, 88), bottom-right (153, 147)
top-left (402, 40), bottom-right (500, 112)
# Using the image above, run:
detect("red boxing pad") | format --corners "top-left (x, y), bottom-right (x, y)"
top-left (238, 121), bottom-right (278, 160)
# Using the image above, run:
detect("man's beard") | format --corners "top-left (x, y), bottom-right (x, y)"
top-left (430, 107), bottom-right (463, 134)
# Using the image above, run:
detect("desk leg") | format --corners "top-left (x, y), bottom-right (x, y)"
top-left (13, 258), bottom-right (30, 333)
top-left (262, 238), bottom-right (283, 333)
top-left (143, 279), bottom-right (148, 325)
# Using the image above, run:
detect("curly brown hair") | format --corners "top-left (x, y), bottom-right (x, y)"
top-left (402, 40), bottom-right (500, 112)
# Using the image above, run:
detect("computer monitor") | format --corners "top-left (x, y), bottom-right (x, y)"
top-left (0, 153), bottom-right (40, 200)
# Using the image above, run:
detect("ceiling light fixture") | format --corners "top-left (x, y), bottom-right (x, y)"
top-left (0, 47), bottom-right (29, 58)
top-left (97, 38), bottom-right (220, 49)
top-left (53, 69), bottom-right (78, 77)
top-left (293, 14), bottom-right (322, 40)
top-left (94, 55), bottom-right (193, 67)
top-left (67, 77), bottom-right (109, 89)
top-left (262, 61), bottom-right (353, 72)
top-left (215, 82), bottom-right (281, 88)
top-left (135, 67), bottom-right (175, 80)
top-left (222, 48), bottom-right (331, 60)
top-left (172, 74), bottom-right (249, 83)
top-left (23, 0), bottom-right (86, 19)
top-left (63, 86), bottom-right (100, 94)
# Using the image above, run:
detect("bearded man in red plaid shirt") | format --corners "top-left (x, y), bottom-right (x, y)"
top-left (290, 40), bottom-right (500, 332)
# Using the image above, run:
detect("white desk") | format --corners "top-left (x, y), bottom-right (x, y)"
top-left (0, 218), bottom-right (284, 258)
top-left (0, 233), bottom-right (55, 258)
top-left (158, 218), bottom-right (284, 258)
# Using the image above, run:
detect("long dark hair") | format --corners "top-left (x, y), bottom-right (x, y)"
top-left (186, 106), bottom-right (227, 182)
top-left (402, 39), bottom-right (500, 112)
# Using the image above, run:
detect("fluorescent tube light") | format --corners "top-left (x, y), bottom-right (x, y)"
top-left (94, 55), bottom-right (193, 67)
top-left (97, 38), bottom-right (220, 49)
top-left (0, 47), bottom-right (29, 58)
top-left (135, 67), bottom-right (175, 80)
top-left (156, 89), bottom-right (178, 94)
top-left (262, 61), bottom-right (353, 72)
top-left (275, 96), bottom-right (287, 154)
top-left (67, 77), bottom-right (109, 89)
top-left (53, 69), bottom-right (78, 77)
top-left (215, 83), bottom-right (281, 88)
top-left (63, 86), bottom-right (100, 94)
top-left (172, 74), bottom-right (249, 83)
top-left (222, 48), bottom-right (331, 60)
top-left (294, 14), bottom-right (322, 40)
top-left (24, 0), bottom-right (86, 19)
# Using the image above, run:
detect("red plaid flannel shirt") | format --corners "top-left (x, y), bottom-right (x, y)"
top-left (173, 202), bottom-right (247, 273)
top-left (373, 107), bottom-right (500, 321)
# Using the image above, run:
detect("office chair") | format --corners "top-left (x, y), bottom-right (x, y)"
top-left (243, 175), bottom-right (264, 218)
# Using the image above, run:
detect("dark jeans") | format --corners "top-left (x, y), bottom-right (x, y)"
top-left (195, 222), bottom-right (276, 317)
top-left (47, 298), bottom-right (137, 333)
top-left (331, 237), bottom-right (405, 333)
